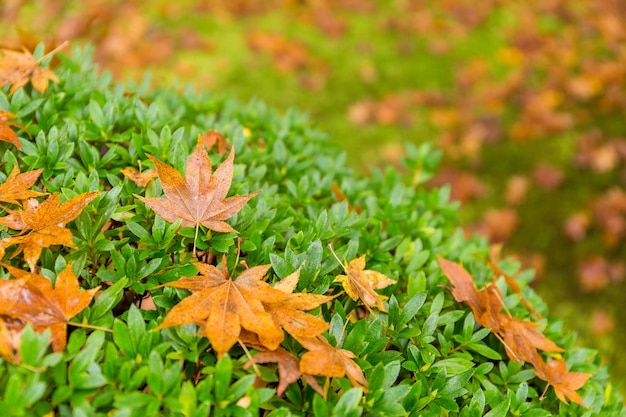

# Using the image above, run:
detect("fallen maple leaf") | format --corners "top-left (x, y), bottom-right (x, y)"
top-left (156, 263), bottom-right (285, 356)
top-left (0, 44), bottom-right (64, 95)
top-left (0, 110), bottom-right (24, 149)
top-left (474, 208), bottom-right (519, 243)
top-left (136, 137), bottom-right (260, 248)
top-left (535, 358), bottom-right (592, 408)
top-left (0, 192), bottom-right (99, 270)
top-left (532, 164), bottom-right (564, 191)
top-left (297, 335), bottom-right (367, 389)
top-left (245, 347), bottom-right (324, 397)
top-left (439, 256), bottom-right (564, 367)
top-left (437, 255), bottom-right (504, 330)
top-left (0, 167), bottom-right (45, 206)
top-left (487, 245), bottom-right (542, 319)
top-left (201, 130), bottom-right (230, 155)
top-left (121, 167), bottom-right (158, 187)
top-left (498, 315), bottom-right (563, 364)
top-left (590, 309), bottom-right (615, 336)
top-left (504, 175), bottom-right (530, 205)
top-left (563, 211), bottom-right (590, 242)
top-left (333, 253), bottom-right (396, 313)
top-left (0, 263), bottom-right (99, 351)
top-left (156, 262), bottom-right (331, 358)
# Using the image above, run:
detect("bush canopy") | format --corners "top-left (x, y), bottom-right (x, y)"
top-left (0, 45), bottom-right (624, 416)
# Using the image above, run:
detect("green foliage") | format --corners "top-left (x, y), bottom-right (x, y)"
top-left (0, 45), bottom-right (624, 416)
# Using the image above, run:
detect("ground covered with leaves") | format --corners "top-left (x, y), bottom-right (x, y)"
top-left (0, 44), bottom-right (624, 416)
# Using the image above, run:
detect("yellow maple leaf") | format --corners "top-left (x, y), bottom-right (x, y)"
top-left (334, 255), bottom-right (396, 312)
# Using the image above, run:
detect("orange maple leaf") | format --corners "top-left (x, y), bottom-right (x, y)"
top-left (0, 192), bottom-right (99, 270)
top-left (245, 346), bottom-right (324, 397)
top-left (121, 167), bottom-right (158, 187)
top-left (201, 130), bottom-right (231, 155)
top-left (333, 254), bottom-right (396, 313)
top-left (0, 263), bottom-right (99, 352)
top-left (0, 110), bottom-right (24, 149)
top-left (136, 137), bottom-right (260, 237)
top-left (156, 261), bottom-right (290, 357)
top-left (297, 335), bottom-right (367, 389)
top-left (0, 167), bottom-right (45, 206)
top-left (0, 47), bottom-right (61, 95)
top-left (535, 358), bottom-right (592, 408)
top-left (156, 260), bottom-right (332, 358)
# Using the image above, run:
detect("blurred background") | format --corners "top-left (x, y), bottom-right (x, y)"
top-left (2, 0), bottom-right (625, 393)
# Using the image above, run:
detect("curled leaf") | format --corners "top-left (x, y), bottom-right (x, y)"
top-left (334, 255), bottom-right (396, 313)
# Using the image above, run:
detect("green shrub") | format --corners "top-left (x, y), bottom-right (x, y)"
top-left (0, 45), bottom-right (624, 416)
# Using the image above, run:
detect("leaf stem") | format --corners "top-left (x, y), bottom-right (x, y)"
top-left (17, 363), bottom-right (44, 373)
top-left (37, 40), bottom-right (69, 64)
top-left (238, 340), bottom-right (260, 376)
top-left (327, 244), bottom-right (346, 272)
top-left (68, 322), bottom-right (113, 333)
top-left (193, 223), bottom-right (199, 258)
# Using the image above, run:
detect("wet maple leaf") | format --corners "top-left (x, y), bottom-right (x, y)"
top-left (0, 48), bottom-right (60, 95)
top-left (136, 137), bottom-right (260, 235)
top-left (245, 347), bottom-right (324, 397)
top-left (535, 358), bottom-right (592, 407)
top-left (0, 263), bottom-right (99, 351)
top-left (438, 256), bottom-right (563, 366)
top-left (157, 262), bottom-right (332, 358)
top-left (156, 261), bottom-right (290, 357)
top-left (498, 315), bottom-right (563, 364)
top-left (334, 255), bottom-right (396, 313)
top-left (297, 335), bottom-right (367, 389)
top-left (437, 256), bottom-right (504, 330)
top-left (0, 110), bottom-right (24, 149)
top-left (0, 167), bottom-right (45, 206)
top-left (0, 192), bottom-right (99, 270)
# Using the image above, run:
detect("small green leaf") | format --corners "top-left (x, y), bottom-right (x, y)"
top-left (332, 388), bottom-right (363, 417)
